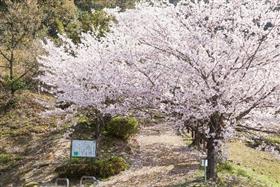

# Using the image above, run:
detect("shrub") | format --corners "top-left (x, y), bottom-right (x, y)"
top-left (217, 161), bottom-right (234, 173)
top-left (3, 75), bottom-right (28, 93)
top-left (55, 156), bottom-right (128, 179)
top-left (236, 168), bottom-right (251, 178)
top-left (105, 116), bottom-right (139, 140)
top-left (54, 18), bottom-right (65, 34)
top-left (75, 114), bottom-right (97, 131)
top-left (77, 115), bottom-right (91, 126)
top-left (97, 156), bottom-right (128, 178)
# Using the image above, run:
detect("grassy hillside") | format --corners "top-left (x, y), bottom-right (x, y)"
top-left (0, 91), bottom-right (73, 185)
top-left (226, 141), bottom-right (280, 187)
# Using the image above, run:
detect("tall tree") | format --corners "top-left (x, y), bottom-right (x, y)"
top-left (39, 0), bottom-right (280, 180)
top-left (0, 0), bottom-right (42, 95)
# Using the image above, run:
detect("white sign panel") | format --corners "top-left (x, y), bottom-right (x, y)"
top-left (201, 159), bottom-right (208, 167)
top-left (71, 140), bottom-right (96, 158)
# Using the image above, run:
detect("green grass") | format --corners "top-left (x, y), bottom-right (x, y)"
top-left (0, 153), bottom-right (21, 163)
top-left (175, 141), bottom-right (280, 187)
top-left (227, 141), bottom-right (280, 187)
top-left (0, 153), bottom-right (22, 170)
top-left (0, 153), bottom-right (13, 164)
top-left (0, 91), bottom-right (68, 173)
top-left (183, 133), bottom-right (193, 146)
top-left (264, 135), bottom-right (280, 145)
top-left (173, 169), bottom-right (212, 187)
top-left (217, 161), bottom-right (273, 187)
top-left (0, 91), bottom-right (59, 138)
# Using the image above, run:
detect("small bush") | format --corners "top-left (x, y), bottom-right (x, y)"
top-left (105, 116), bottom-right (139, 140)
top-left (236, 168), bottom-right (251, 178)
top-left (217, 161), bottom-right (234, 173)
top-left (56, 156), bottom-right (128, 179)
top-left (97, 156), bottom-right (128, 178)
top-left (3, 75), bottom-right (28, 93)
top-left (77, 115), bottom-right (91, 126)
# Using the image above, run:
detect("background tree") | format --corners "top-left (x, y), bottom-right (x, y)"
top-left (0, 0), bottom-right (42, 96)
top-left (38, 0), bottom-right (78, 38)
top-left (39, 0), bottom-right (280, 180)
top-left (38, 0), bottom-right (113, 42)
top-left (74, 0), bottom-right (137, 11)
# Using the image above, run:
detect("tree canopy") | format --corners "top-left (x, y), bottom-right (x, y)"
top-left (39, 0), bottom-right (280, 179)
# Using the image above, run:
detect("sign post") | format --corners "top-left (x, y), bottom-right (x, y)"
top-left (70, 140), bottom-right (96, 158)
top-left (201, 159), bottom-right (208, 182)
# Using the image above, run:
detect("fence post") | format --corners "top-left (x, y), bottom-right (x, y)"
top-left (80, 176), bottom-right (98, 187)
top-left (55, 178), bottom-right (69, 187)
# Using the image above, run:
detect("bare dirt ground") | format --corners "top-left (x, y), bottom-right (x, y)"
top-left (98, 122), bottom-right (200, 187)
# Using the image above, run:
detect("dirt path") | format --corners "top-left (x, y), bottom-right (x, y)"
top-left (98, 122), bottom-right (200, 187)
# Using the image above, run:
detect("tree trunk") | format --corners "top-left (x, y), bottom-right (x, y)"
top-left (9, 52), bottom-right (15, 95)
top-left (191, 129), bottom-right (202, 149)
top-left (206, 135), bottom-right (217, 180)
top-left (206, 112), bottom-right (223, 180)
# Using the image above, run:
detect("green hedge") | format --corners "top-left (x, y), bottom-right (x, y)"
top-left (55, 156), bottom-right (128, 179)
top-left (105, 116), bottom-right (139, 140)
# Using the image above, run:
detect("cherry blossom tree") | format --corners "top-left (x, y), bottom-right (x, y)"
top-left (39, 0), bottom-right (280, 180)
